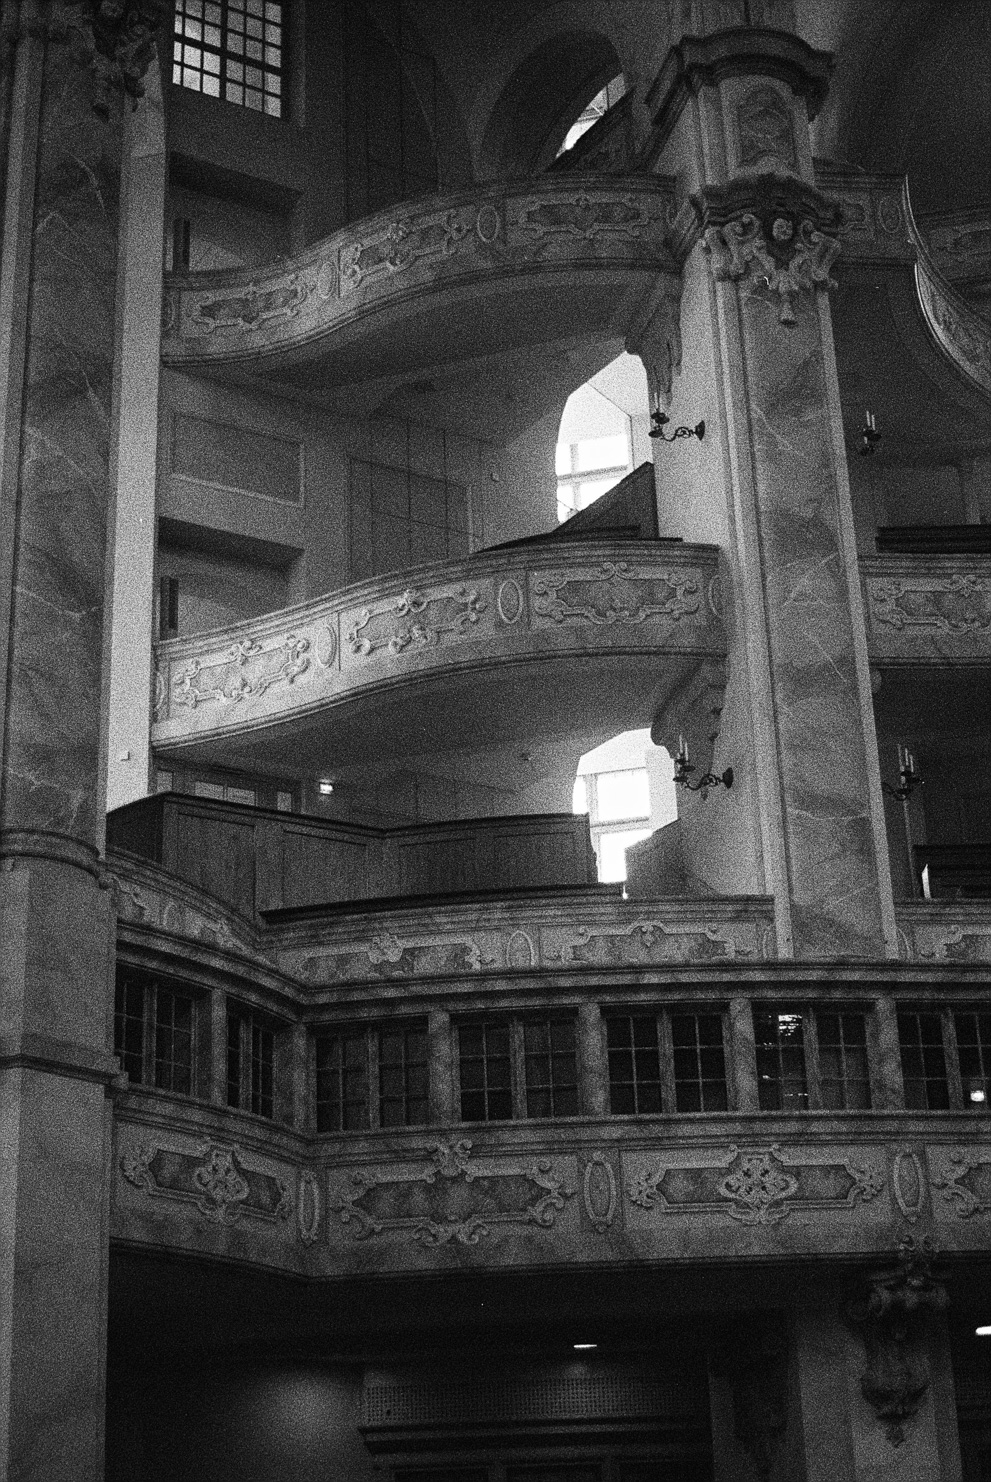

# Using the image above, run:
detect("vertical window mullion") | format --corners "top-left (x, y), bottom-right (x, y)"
top-left (144, 983), bottom-right (157, 1088)
top-left (510, 1018), bottom-right (526, 1121)
top-left (658, 1012), bottom-right (676, 1115)
top-left (368, 1026), bottom-right (381, 1130)
top-left (805, 1011), bottom-right (823, 1110)
top-left (943, 1007), bottom-right (964, 1111)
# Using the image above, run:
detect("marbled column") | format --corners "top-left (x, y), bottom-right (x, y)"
top-left (649, 28), bottom-right (897, 960)
top-left (0, 8), bottom-right (142, 1478)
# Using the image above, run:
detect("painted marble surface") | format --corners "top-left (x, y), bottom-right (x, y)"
top-left (739, 286), bottom-right (889, 959)
top-left (864, 556), bottom-right (991, 664)
top-left (1, 60), bottom-right (120, 851)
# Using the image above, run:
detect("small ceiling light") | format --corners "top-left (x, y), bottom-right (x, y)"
top-left (318, 779), bottom-right (335, 795)
top-left (573, 1343), bottom-right (597, 1351)
top-left (976, 1326), bottom-right (991, 1336)
top-left (971, 1089), bottom-right (987, 1103)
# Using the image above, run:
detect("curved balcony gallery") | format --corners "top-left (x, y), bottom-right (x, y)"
top-left (152, 539), bottom-right (725, 772)
top-left (160, 175), bottom-right (677, 390)
top-left (112, 853), bottom-right (991, 1281)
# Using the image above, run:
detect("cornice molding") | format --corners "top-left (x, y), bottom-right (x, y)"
top-left (647, 27), bottom-right (834, 154)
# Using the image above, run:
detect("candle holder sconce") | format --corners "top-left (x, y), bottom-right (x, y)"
top-left (860, 410), bottom-right (881, 457)
top-left (649, 404), bottom-right (705, 444)
top-left (674, 737), bottom-right (733, 800)
top-left (882, 746), bottom-right (922, 802)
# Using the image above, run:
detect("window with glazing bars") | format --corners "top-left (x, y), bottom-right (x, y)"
top-left (227, 1002), bottom-right (277, 1118)
top-left (173, 0), bottom-right (284, 116)
top-left (754, 1007), bottom-right (872, 1112)
top-left (114, 973), bottom-right (196, 1095)
top-left (606, 1011), bottom-right (729, 1114)
top-left (457, 1016), bottom-right (578, 1122)
top-left (897, 1007), bottom-right (991, 1111)
top-left (314, 1022), bottom-right (429, 1132)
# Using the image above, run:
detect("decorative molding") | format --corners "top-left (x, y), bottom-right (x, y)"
top-left (193, 273), bottom-right (308, 333)
top-left (531, 561), bottom-right (701, 627)
top-left (299, 928), bottom-right (496, 984)
top-left (505, 928), bottom-right (535, 969)
top-left (628, 1144), bottom-right (883, 1226)
top-left (172, 633), bottom-right (310, 710)
top-left (35, 0), bottom-right (169, 116)
top-left (869, 573), bottom-right (991, 635)
top-left (891, 1148), bottom-right (925, 1224)
top-left (496, 578), bottom-right (524, 625)
top-left (518, 189), bottom-right (660, 243)
top-left (583, 1152), bottom-right (618, 1234)
top-left (703, 209), bottom-right (840, 324)
top-left (328, 1139), bottom-right (575, 1246)
top-left (120, 1142), bottom-right (292, 1227)
top-left (548, 917), bottom-right (753, 967)
top-left (112, 872), bottom-right (261, 960)
top-left (347, 586), bottom-right (485, 658)
top-left (931, 1148), bottom-right (991, 1218)
top-left (847, 1236), bottom-right (948, 1446)
top-left (297, 1168), bottom-right (322, 1245)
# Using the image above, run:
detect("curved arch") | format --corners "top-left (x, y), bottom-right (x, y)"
top-left (477, 30), bottom-right (622, 181)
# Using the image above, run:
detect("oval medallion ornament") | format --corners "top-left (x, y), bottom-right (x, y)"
top-left (892, 1148), bottom-right (924, 1223)
top-left (316, 259), bottom-right (337, 300)
top-left (497, 579), bottom-right (523, 625)
top-left (877, 195), bottom-right (904, 235)
top-left (317, 622), bottom-right (338, 669)
top-left (505, 929), bottom-right (535, 969)
top-left (297, 1169), bottom-right (321, 1245)
top-left (583, 1153), bottom-right (617, 1233)
top-left (476, 204), bottom-right (502, 244)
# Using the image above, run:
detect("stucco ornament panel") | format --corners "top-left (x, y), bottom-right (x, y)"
top-left (911, 922), bottom-right (991, 965)
top-left (172, 633), bottom-right (310, 710)
top-left (339, 206), bottom-right (470, 294)
top-left (546, 918), bottom-right (758, 967)
top-left (627, 1144), bottom-right (883, 1226)
top-left (112, 871), bottom-right (261, 960)
top-left (517, 189), bottom-right (660, 243)
top-left (736, 84), bottom-right (796, 171)
top-left (869, 574), bottom-right (991, 637)
top-left (930, 1148), bottom-right (991, 1218)
top-left (295, 928), bottom-right (497, 985)
top-left (120, 1142), bottom-right (292, 1226)
top-left (530, 562), bottom-right (702, 628)
top-left (327, 1139), bottom-right (575, 1246)
top-left (193, 273), bottom-right (308, 332)
top-left (346, 585), bottom-right (487, 659)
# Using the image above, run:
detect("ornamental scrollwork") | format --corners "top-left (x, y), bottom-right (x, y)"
top-left (531, 562), bottom-right (701, 627)
top-left (346, 586), bottom-right (486, 658)
top-left (328, 1139), bottom-right (575, 1246)
top-left (171, 632), bottom-right (310, 709)
top-left (717, 1150), bottom-right (799, 1226)
top-left (931, 1148), bottom-right (991, 1217)
top-left (704, 211), bottom-right (840, 324)
top-left (36, 0), bottom-right (169, 116)
top-left (193, 274), bottom-right (308, 333)
top-left (119, 1141), bottom-right (292, 1227)
top-left (870, 574), bottom-right (991, 635)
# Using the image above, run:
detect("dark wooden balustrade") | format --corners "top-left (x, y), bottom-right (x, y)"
top-left (107, 794), bottom-right (598, 921)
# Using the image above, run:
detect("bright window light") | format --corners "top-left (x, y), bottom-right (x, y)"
top-left (572, 776), bottom-right (588, 815)
top-left (597, 827), bottom-right (652, 883)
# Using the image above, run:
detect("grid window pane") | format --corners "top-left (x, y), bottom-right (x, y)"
top-left (251, 1022), bottom-right (274, 1117)
top-left (817, 1012), bottom-right (871, 1110)
top-left (955, 1012), bottom-right (991, 1110)
top-left (607, 1015), bottom-right (663, 1115)
top-left (596, 768), bottom-right (650, 823)
top-left (227, 1004), bottom-right (276, 1119)
top-left (378, 1024), bottom-right (429, 1127)
top-left (672, 1013), bottom-right (728, 1112)
top-left (315, 1031), bottom-right (369, 1132)
top-left (154, 988), bottom-right (194, 1095)
top-left (755, 1009), bottom-right (809, 1111)
top-left (458, 1022), bottom-right (512, 1121)
top-left (524, 1017), bottom-right (578, 1117)
top-left (173, 0), bottom-right (283, 113)
top-left (898, 1011), bottom-right (950, 1110)
top-left (114, 978), bottom-right (147, 1084)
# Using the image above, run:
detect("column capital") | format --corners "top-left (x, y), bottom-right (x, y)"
top-left (675, 173), bottom-right (844, 324)
top-left (648, 26), bottom-right (834, 152)
top-left (1, 0), bottom-right (167, 115)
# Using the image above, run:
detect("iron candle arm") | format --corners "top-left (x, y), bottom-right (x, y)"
top-left (650, 410), bottom-right (706, 443)
top-left (673, 744), bottom-right (733, 798)
top-left (882, 747), bottom-right (922, 802)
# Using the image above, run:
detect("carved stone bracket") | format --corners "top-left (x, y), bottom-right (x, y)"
top-left (686, 175), bottom-right (843, 324)
top-left (652, 657), bottom-right (728, 781)
top-left (625, 282), bottom-right (682, 410)
top-left (846, 1236), bottom-right (948, 1446)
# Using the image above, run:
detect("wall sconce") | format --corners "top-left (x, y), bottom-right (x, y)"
top-left (649, 404), bottom-right (705, 443)
top-left (859, 409), bottom-right (881, 456)
top-left (674, 736), bottom-right (733, 798)
top-left (882, 746), bottom-right (922, 802)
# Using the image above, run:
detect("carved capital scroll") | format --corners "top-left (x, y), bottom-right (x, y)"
top-left (689, 174), bottom-right (843, 324)
top-left (9, 0), bottom-right (169, 115)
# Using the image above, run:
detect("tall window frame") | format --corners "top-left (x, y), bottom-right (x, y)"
top-left (754, 1006), bottom-right (873, 1113)
top-left (897, 1006), bottom-right (991, 1112)
top-left (173, 0), bottom-right (285, 118)
top-left (605, 1008), bottom-right (730, 1116)
top-left (114, 971), bottom-right (199, 1097)
top-left (314, 1021), bottom-right (430, 1133)
top-left (455, 1015), bottom-right (580, 1123)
